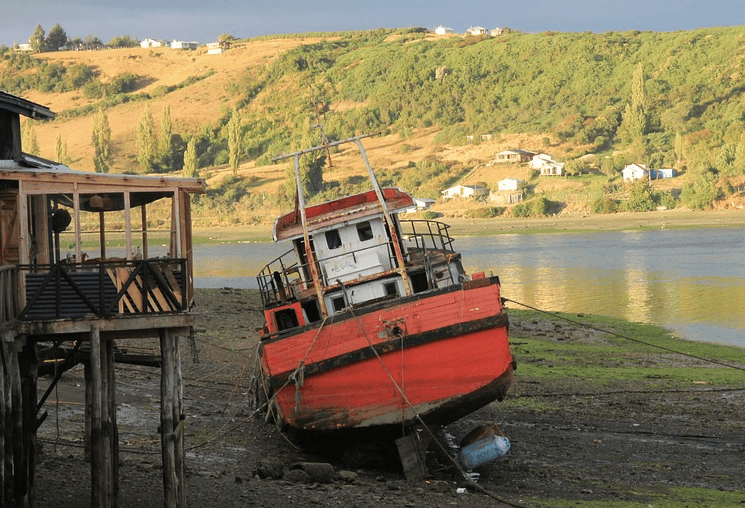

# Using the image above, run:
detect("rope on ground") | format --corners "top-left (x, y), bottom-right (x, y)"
top-left (503, 298), bottom-right (745, 372)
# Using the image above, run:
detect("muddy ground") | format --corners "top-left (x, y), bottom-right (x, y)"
top-left (34, 288), bottom-right (745, 507)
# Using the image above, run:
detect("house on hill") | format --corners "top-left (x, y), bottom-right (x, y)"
top-left (466, 26), bottom-right (488, 35)
top-left (441, 184), bottom-right (488, 199)
top-left (140, 38), bottom-right (167, 48)
top-left (171, 40), bottom-right (199, 50)
top-left (207, 41), bottom-right (231, 54)
top-left (497, 178), bottom-right (523, 191)
top-left (622, 163), bottom-right (648, 182)
top-left (495, 149), bottom-right (536, 164)
top-left (530, 154), bottom-right (565, 176)
top-left (434, 26), bottom-right (455, 35)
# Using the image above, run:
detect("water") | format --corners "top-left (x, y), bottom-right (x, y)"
top-left (193, 227), bottom-right (745, 347)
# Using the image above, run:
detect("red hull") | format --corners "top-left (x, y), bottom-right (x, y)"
top-left (258, 277), bottom-right (514, 437)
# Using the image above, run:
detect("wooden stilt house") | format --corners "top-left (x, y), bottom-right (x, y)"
top-left (0, 90), bottom-right (205, 507)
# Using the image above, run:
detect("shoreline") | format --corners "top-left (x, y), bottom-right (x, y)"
top-left (190, 208), bottom-right (745, 244)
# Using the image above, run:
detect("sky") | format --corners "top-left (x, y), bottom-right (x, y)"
top-left (2, 0), bottom-right (744, 47)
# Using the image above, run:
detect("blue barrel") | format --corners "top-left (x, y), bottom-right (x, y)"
top-left (457, 435), bottom-right (510, 470)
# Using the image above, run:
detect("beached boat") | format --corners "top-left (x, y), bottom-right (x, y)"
top-left (255, 134), bottom-right (515, 445)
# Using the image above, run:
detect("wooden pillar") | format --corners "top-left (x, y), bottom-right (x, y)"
top-left (106, 339), bottom-right (119, 505)
top-left (10, 341), bottom-right (23, 507)
top-left (90, 324), bottom-right (118, 508)
top-left (19, 342), bottom-right (37, 508)
top-left (90, 323), bottom-right (104, 507)
top-left (84, 362), bottom-right (92, 462)
top-left (160, 328), bottom-right (185, 508)
top-left (1, 339), bottom-right (9, 506)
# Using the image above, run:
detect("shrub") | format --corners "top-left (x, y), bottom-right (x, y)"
top-left (590, 197), bottom-right (618, 214)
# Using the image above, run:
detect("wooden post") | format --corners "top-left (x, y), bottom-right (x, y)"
top-left (19, 342), bottom-right (37, 508)
top-left (160, 328), bottom-right (177, 508)
top-left (10, 341), bottom-right (23, 506)
top-left (90, 323), bottom-right (104, 507)
top-left (174, 336), bottom-right (185, 507)
top-left (106, 339), bottom-right (119, 505)
top-left (1, 339), bottom-right (7, 506)
top-left (84, 362), bottom-right (92, 462)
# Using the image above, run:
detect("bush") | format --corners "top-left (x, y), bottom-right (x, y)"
top-left (465, 207), bottom-right (503, 218)
top-left (590, 196), bottom-right (618, 214)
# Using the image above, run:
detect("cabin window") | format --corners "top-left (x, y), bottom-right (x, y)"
top-left (384, 282), bottom-right (398, 297)
top-left (356, 221), bottom-right (374, 242)
top-left (274, 308), bottom-right (299, 331)
top-left (332, 296), bottom-right (345, 312)
top-left (325, 229), bottom-right (342, 250)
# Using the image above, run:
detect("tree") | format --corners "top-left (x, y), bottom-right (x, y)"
top-left (54, 134), bottom-right (71, 165)
top-left (29, 25), bottom-right (45, 53)
top-left (619, 63), bottom-right (648, 153)
top-left (159, 104), bottom-right (173, 165)
top-left (21, 120), bottom-right (39, 155)
top-left (109, 35), bottom-right (140, 48)
top-left (136, 103), bottom-right (156, 172)
top-left (46, 23), bottom-right (67, 51)
top-left (680, 173), bottom-right (719, 209)
top-left (83, 35), bottom-right (103, 50)
top-left (182, 137), bottom-right (199, 177)
top-left (227, 110), bottom-right (243, 176)
top-left (91, 109), bottom-right (112, 173)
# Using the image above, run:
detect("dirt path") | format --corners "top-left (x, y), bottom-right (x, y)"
top-left (34, 289), bottom-right (745, 507)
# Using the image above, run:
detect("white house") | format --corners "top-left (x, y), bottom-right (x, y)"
top-left (140, 38), bottom-right (167, 48)
top-left (414, 197), bottom-right (436, 209)
top-left (434, 26), bottom-right (455, 35)
top-left (540, 163), bottom-right (564, 176)
top-left (15, 43), bottom-right (32, 52)
top-left (622, 163), bottom-right (648, 182)
top-left (529, 153), bottom-right (554, 170)
top-left (490, 27), bottom-right (505, 36)
top-left (497, 178), bottom-right (523, 191)
top-left (466, 26), bottom-right (488, 36)
top-left (441, 185), bottom-right (489, 199)
top-left (171, 40), bottom-right (199, 50)
top-left (207, 41), bottom-right (231, 54)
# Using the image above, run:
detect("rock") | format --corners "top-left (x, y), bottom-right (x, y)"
top-left (288, 462), bottom-right (335, 484)
top-left (283, 469), bottom-right (310, 484)
top-left (337, 470), bottom-right (358, 482)
top-left (255, 456), bottom-right (284, 479)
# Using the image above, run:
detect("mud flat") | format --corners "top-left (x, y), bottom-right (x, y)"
top-left (34, 288), bottom-right (745, 507)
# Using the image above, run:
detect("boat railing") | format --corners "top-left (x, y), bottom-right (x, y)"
top-left (399, 219), bottom-right (456, 254)
top-left (0, 265), bottom-right (20, 326)
top-left (257, 250), bottom-right (307, 308)
top-left (17, 258), bottom-right (188, 320)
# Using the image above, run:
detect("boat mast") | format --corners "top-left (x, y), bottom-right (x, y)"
top-left (292, 151), bottom-right (328, 317)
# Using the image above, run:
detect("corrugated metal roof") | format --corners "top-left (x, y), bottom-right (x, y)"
top-left (0, 90), bottom-right (55, 120)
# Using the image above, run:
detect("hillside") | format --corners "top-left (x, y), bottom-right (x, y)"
top-left (2, 27), bottom-right (745, 223)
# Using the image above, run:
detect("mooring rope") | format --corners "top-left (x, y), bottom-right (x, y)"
top-left (502, 297), bottom-right (745, 372)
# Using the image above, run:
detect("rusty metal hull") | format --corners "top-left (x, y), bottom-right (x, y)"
top-left (258, 276), bottom-right (514, 442)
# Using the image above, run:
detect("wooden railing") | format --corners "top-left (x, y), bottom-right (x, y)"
top-left (0, 265), bottom-right (20, 325)
top-left (17, 259), bottom-right (188, 321)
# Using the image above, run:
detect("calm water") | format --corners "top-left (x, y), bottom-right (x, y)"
top-left (193, 227), bottom-right (745, 347)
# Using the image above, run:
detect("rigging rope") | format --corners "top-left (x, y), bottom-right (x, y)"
top-left (503, 297), bottom-right (745, 372)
